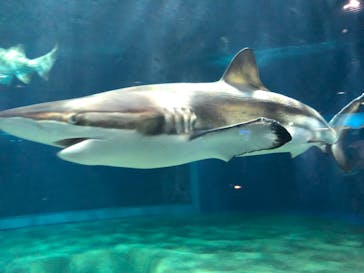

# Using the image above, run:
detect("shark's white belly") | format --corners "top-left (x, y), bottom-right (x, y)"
top-left (57, 120), bottom-right (309, 168)
top-left (0, 117), bottom-right (322, 168)
top-left (58, 130), bottom-right (224, 168)
top-left (58, 127), bottom-right (317, 168)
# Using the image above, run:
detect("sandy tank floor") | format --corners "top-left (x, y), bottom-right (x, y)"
top-left (0, 213), bottom-right (363, 273)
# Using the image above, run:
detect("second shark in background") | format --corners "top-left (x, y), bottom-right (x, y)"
top-left (0, 44), bottom-right (58, 86)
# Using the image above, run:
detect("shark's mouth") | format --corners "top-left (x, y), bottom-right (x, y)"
top-left (54, 138), bottom-right (89, 148)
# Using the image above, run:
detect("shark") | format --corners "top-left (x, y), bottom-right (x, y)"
top-left (0, 44), bottom-right (58, 86)
top-left (0, 48), bottom-right (363, 170)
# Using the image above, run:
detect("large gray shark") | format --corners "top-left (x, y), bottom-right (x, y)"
top-left (0, 45), bottom-right (58, 86)
top-left (0, 48), bottom-right (363, 169)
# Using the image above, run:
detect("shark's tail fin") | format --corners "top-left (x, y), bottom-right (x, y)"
top-left (29, 44), bottom-right (58, 80)
top-left (328, 93), bottom-right (364, 171)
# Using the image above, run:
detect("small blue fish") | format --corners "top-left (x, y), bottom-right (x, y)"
top-left (0, 44), bottom-right (57, 86)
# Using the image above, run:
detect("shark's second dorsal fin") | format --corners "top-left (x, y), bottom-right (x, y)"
top-left (221, 48), bottom-right (269, 91)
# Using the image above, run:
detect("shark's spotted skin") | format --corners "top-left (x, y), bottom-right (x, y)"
top-left (0, 48), bottom-right (363, 169)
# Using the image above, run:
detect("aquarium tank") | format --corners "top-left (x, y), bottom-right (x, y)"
top-left (0, 0), bottom-right (363, 272)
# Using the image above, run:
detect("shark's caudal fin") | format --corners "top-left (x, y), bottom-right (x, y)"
top-left (329, 93), bottom-right (364, 171)
top-left (28, 45), bottom-right (58, 80)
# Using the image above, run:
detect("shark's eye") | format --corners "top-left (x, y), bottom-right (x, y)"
top-left (68, 114), bottom-right (78, 124)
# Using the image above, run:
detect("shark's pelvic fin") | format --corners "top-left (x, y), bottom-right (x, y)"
top-left (290, 146), bottom-right (312, 158)
top-left (15, 71), bottom-right (32, 84)
top-left (221, 48), bottom-right (269, 91)
top-left (191, 117), bottom-right (292, 161)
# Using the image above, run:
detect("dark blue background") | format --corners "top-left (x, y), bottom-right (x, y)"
top-left (0, 0), bottom-right (363, 217)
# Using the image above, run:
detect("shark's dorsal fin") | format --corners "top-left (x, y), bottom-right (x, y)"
top-left (221, 48), bottom-right (269, 91)
top-left (9, 44), bottom-right (25, 55)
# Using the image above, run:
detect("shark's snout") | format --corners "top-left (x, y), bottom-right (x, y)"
top-left (0, 101), bottom-right (88, 147)
top-left (0, 100), bottom-right (72, 120)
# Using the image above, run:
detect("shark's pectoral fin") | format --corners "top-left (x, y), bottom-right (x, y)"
top-left (192, 118), bottom-right (292, 161)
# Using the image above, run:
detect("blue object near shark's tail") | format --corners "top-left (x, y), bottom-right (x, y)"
top-left (29, 44), bottom-right (58, 80)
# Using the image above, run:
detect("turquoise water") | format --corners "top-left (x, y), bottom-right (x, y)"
top-left (0, 1), bottom-right (364, 272)
top-left (1, 213), bottom-right (363, 273)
